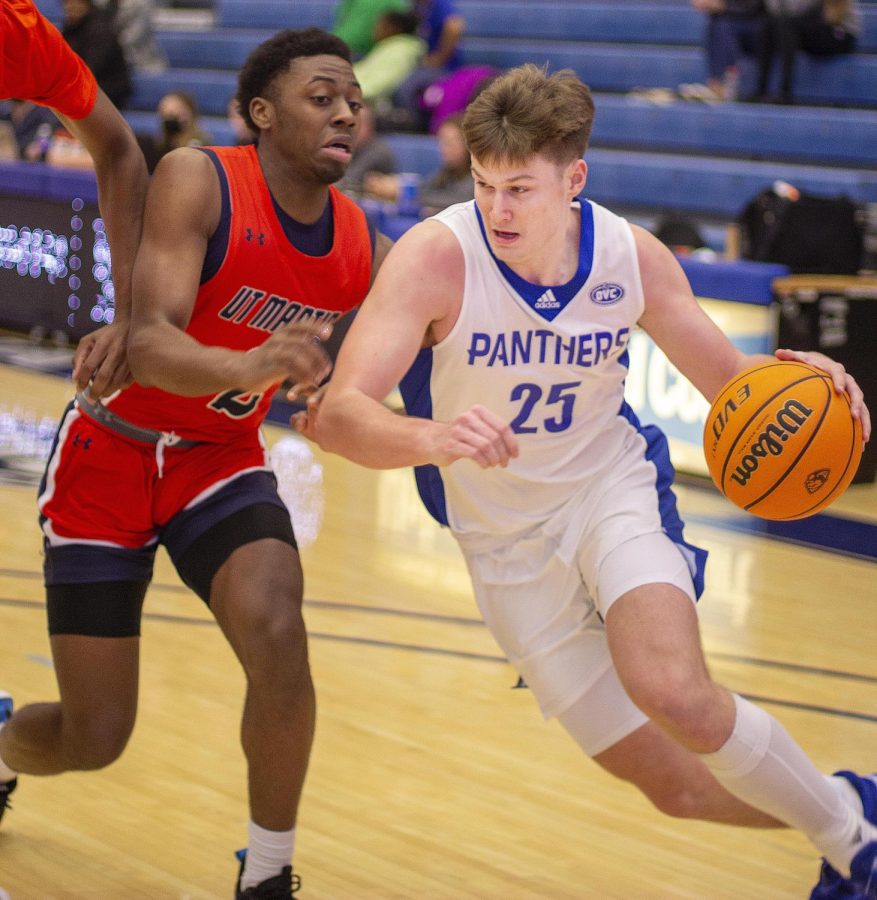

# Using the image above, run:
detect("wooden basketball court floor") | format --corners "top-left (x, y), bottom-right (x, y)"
top-left (0, 360), bottom-right (875, 900)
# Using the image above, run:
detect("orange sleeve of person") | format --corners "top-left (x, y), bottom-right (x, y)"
top-left (1, 0), bottom-right (98, 119)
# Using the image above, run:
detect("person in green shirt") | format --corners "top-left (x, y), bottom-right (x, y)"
top-left (354, 11), bottom-right (425, 105)
top-left (333, 0), bottom-right (408, 56)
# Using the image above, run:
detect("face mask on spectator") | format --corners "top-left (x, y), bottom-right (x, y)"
top-left (162, 117), bottom-right (184, 137)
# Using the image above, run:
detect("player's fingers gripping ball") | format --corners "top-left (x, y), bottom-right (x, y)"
top-left (703, 360), bottom-right (862, 520)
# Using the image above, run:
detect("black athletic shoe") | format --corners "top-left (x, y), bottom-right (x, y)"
top-left (235, 849), bottom-right (300, 899)
top-left (0, 776), bottom-right (15, 826)
top-left (0, 692), bottom-right (15, 826)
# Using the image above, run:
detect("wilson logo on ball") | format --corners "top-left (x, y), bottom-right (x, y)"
top-left (728, 399), bottom-right (814, 487)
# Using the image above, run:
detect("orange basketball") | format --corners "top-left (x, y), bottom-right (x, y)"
top-left (703, 360), bottom-right (862, 520)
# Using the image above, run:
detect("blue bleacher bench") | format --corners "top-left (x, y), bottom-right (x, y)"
top-left (216, 0), bottom-right (335, 30)
top-left (156, 30), bottom-right (276, 70)
top-left (129, 69), bottom-right (238, 117)
top-left (592, 96), bottom-right (877, 168)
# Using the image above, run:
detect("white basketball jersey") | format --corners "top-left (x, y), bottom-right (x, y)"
top-left (399, 199), bottom-right (647, 542)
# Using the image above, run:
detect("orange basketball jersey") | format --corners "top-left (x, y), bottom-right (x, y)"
top-left (0, 0), bottom-right (97, 118)
top-left (108, 144), bottom-right (372, 441)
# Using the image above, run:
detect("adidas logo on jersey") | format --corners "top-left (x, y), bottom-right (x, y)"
top-left (534, 290), bottom-right (561, 310)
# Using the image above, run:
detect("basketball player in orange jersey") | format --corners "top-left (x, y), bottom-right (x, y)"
top-left (0, 0), bottom-right (148, 398)
top-left (0, 28), bottom-right (389, 899)
top-left (308, 65), bottom-right (874, 899)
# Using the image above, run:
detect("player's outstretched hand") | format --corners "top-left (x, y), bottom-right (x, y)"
top-left (434, 404), bottom-right (519, 468)
top-left (73, 321), bottom-right (133, 399)
top-left (246, 321), bottom-right (333, 393)
top-left (775, 348), bottom-right (871, 441)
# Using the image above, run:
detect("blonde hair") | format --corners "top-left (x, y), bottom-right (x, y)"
top-left (463, 64), bottom-right (594, 168)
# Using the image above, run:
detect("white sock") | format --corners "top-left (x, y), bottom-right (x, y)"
top-left (830, 774), bottom-right (865, 817)
top-left (0, 721), bottom-right (17, 783)
top-left (240, 821), bottom-right (296, 891)
top-left (700, 694), bottom-right (877, 876)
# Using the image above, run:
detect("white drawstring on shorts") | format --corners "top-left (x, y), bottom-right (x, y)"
top-left (155, 431), bottom-right (183, 478)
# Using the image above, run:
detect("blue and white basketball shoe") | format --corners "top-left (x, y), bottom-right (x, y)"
top-left (0, 693), bottom-right (16, 826)
top-left (810, 772), bottom-right (877, 900)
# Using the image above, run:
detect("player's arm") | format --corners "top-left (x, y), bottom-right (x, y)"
top-left (634, 226), bottom-right (870, 438)
top-left (61, 89), bottom-right (149, 397)
top-left (634, 225), bottom-right (761, 402)
top-left (8, 9), bottom-right (145, 396)
top-left (313, 220), bottom-right (518, 469)
top-left (128, 149), bottom-right (330, 396)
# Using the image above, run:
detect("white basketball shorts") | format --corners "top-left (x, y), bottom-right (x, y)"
top-left (461, 442), bottom-right (702, 755)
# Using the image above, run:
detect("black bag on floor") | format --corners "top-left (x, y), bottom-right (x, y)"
top-left (738, 185), bottom-right (864, 274)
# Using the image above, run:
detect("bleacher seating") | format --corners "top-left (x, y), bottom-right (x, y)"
top-left (457, 1), bottom-right (877, 51)
top-left (128, 68), bottom-right (237, 117)
top-left (384, 134), bottom-right (877, 217)
top-left (216, 1), bottom-right (334, 30)
top-left (31, 0), bottom-right (877, 243)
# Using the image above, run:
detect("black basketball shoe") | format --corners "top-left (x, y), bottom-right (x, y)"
top-left (234, 849), bottom-right (300, 899)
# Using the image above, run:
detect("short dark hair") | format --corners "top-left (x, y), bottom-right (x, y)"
top-left (236, 28), bottom-right (353, 134)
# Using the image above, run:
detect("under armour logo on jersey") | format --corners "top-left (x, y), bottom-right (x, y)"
top-left (72, 433), bottom-right (92, 450)
top-left (534, 290), bottom-right (561, 310)
top-left (245, 228), bottom-right (265, 245)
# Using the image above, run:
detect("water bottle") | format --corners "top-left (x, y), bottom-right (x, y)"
top-left (396, 173), bottom-right (422, 217)
top-left (35, 123), bottom-right (53, 162)
top-left (722, 66), bottom-right (740, 102)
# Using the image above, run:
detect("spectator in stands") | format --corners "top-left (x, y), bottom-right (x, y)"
top-left (99, 0), bottom-right (168, 73)
top-left (336, 103), bottom-right (398, 196)
top-left (364, 114), bottom-right (472, 214)
top-left (0, 101), bottom-right (98, 170)
top-left (354, 10), bottom-right (425, 107)
top-left (751, 0), bottom-right (860, 103)
top-left (0, 100), bottom-right (60, 160)
top-left (227, 97), bottom-right (255, 145)
top-left (419, 64), bottom-right (499, 133)
top-left (142, 90), bottom-right (211, 172)
top-left (413, 0), bottom-right (465, 73)
top-left (333, 0), bottom-right (408, 57)
top-left (686, 0), bottom-right (764, 100)
top-left (61, 0), bottom-right (132, 109)
top-left (392, 0), bottom-right (466, 130)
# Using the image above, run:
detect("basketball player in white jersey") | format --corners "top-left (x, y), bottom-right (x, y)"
top-left (304, 65), bottom-right (874, 898)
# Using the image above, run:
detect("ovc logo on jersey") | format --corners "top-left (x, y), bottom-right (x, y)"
top-left (589, 282), bottom-right (624, 305)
